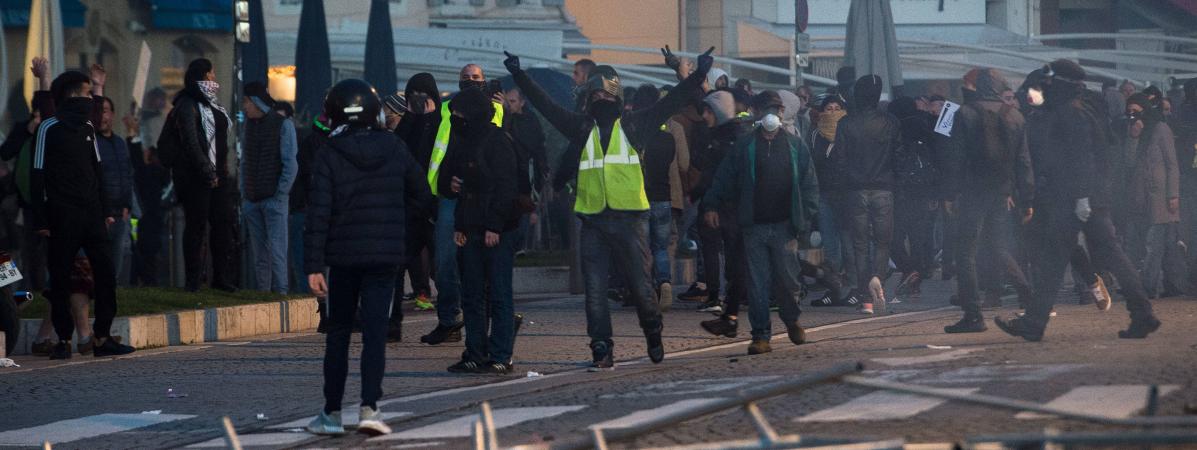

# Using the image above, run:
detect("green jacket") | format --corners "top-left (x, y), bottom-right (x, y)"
top-left (702, 129), bottom-right (820, 237)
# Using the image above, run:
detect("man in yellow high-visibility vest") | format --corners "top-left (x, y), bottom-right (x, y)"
top-left (504, 47), bottom-right (715, 371)
top-left (416, 64), bottom-right (507, 346)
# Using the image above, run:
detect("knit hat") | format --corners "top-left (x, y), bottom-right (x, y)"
top-left (243, 81), bottom-right (275, 111)
top-left (448, 88), bottom-right (494, 123)
top-left (1047, 59), bottom-right (1086, 83)
top-left (853, 75), bottom-right (883, 110)
top-left (703, 91), bottom-right (736, 126)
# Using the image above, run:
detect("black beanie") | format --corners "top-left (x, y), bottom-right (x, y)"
top-left (1048, 59), bottom-right (1085, 83)
top-left (853, 74), bottom-right (883, 110)
top-left (836, 66), bottom-right (857, 87)
top-left (449, 88), bottom-right (493, 123)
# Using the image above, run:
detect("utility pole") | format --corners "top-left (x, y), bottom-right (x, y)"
top-left (794, 0), bottom-right (810, 87)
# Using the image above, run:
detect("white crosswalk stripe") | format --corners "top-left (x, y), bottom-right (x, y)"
top-left (186, 432), bottom-right (313, 448)
top-left (1016, 385), bottom-right (1180, 420)
top-left (590, 399), bottom-right (725, 429)
top-left (870, 348), bottom-right (983, 367)
top-left (371, 406), bottom-right (587, 441)
top-left (0, 413), bottom-right (195, 446)
top-left (797, 388), bottom-right (979, 422)
top-left (266, 411), bottom-right (411, 430)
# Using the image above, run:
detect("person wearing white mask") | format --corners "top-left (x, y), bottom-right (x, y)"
top-left (699, 90), bottom-right (820, 355)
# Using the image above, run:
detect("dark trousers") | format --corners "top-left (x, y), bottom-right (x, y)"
top-left (579, 210), bottom-right (662, 346)
top-left (893, 190), bottom-right (936, 276)
top-left (697, 206), bottom-right (747, 303)
top-left (956, 194), bottom-right (1031, 316)
top-left (460, 230), bottom-right (516, 364)
top-left (846, 190), bottom-right (894, 290)
top-left (1025, 201), bottom-right (1153, 329)
top-left (19, 207), bottom-right (48, 291)
top-left (830, 192), bottom-right (859, 291)
top-left (322, 265), bottom-right (397, 413)
top-left (134, 207), bottom-right (165, 286)
top-left (743, 222), bottom-right (803, 340)
top-left (177, 181), bottom-right (238, 289)
top-left (46, 205), bottom-right (117, 341)
top-left (404, 215), bottom-right (433, 296)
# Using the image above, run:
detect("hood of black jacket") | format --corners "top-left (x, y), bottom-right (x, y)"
top-left (975, 69), bottom-right (1009, 102)
top-left (327, 129), bottom-right (397, 171)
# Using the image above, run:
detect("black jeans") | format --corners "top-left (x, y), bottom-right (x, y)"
top-left (323, 265), bottom-right (397, 413)
top-left (19, 207), bottom-right (47, 291)
top-left (893, 190), bottom-right (936, 276)
top-left (177, 180), bottom-right (239, 289)
top-left (956, 194), bottom-right (1031, 316)
top-left (1025, 201), bottom-right (1153, 330)
top-left (460, 230), bottom-right (516, 364)
top-left (697, 206), bottom-right (747, 303)
top-left (846, 190), bottom-right (894, 290)
top-left (579, 210), bottom-right (662, 346)
top-left (46, 204), bottom-right (117, 341)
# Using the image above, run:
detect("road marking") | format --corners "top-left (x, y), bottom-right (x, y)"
top-left (599, 377), bottom-right (779, 399)
top-left (267, 411), bottom-right (411, 430)
top-left (870, 348), bottom-right (983, 367)
top-left (928, 364), bottom-right (1086, 384)
top-left (1016, 385), bottom-right (1180, 420)
top-left (590, 399), bottom-right (724, 429)
top-left (372, 406), bottom-right (587, 441)
top-left (185, 432), bottom-right (312, 448)
top-left (797, 388), bottom-right (978, 422)
top-left (0, 413), bottom-right (196, 446)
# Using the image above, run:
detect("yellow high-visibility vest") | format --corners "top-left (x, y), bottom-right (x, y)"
top-left (427, 100), bottom-right (505, 196)
top-left (574, 119), bottom-right (649, 214)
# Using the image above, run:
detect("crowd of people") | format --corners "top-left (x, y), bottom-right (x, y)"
top-left (2, 47), bottom-right (1195, 437)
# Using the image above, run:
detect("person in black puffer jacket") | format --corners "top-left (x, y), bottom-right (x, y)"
top-left (303, 79), bottom-right (433, 436)
top-left (887, 96), bottom-right (941, 300)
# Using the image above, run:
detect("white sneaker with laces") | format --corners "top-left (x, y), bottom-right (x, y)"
top-left (306, 410), bottom-right (345, 436)
top-left (1091, 276), bottom-right (1112, 311)
top-left (357, 406), bottom-right (392, 436)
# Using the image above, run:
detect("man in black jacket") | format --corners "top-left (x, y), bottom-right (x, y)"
top-left (31, 71), bottom-right (135, 359)
top-left (440, 89), bottom-right (520, 375)
top-left (304, 79), bottom-right (432, 437)
top-left (995, 59), bottom-right (1160, 341)
top-left (504, 47), bottom-right (714, 370)
top-left (240, 82), bottom-right (299, 294)
top-left (943, 69), bottom-right (1035, 333)
top-left (831, 75), bottom-right (902, 314)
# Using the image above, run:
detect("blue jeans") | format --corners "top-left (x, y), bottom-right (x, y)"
top-left (243, 195), bottom-right (290, 294)
top-left (743, 222), bottom-right (803, 340)
top-left (460, 230), bottom-right (516, 364)
top-left (322, 265), bottom-right (396, 412)
top-left (817, 193), bottom-right (842, 270)
top-left (648, 202), bottom-right (674, 284)
top-left (107, 216), bottom-right (131, 286)
top-left (434, 199), bottom-right (462, 326)
top-left (580, 210), bottom-right (662, 346)
top-left (289, 212), bottom-right (309, 294)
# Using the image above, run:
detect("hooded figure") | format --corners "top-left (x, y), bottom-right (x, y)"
top-left (1124, 92), bottom-right (1179, 227)
top-left (707, 68), bottom-right (730, 91)
top-left (777, 89), bottom-right (808, 138)
top-left (394, 73), bottom-right (442, 168)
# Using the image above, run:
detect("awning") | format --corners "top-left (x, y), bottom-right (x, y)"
top-left (150, 0), bottom-right (232, 31)
top-left (0, 0), bottom-right (85, 28)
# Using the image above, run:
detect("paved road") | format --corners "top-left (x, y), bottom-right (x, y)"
top-left (2, 279), bottom-right (1196, 449)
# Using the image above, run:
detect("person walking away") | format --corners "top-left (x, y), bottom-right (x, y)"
top-left (831, 75), bottom-right (901, 314)
top-left (941, 69), bottom-right (1035, 333)
top-left (439, 89), bottom-right (520, 374)
top-left (995, 59), bottom-right (1160, 341)
top-left (95, 97), bottom-right (135, 286)
top-left (1124, 93), bottom-right (1180, 298)
top-left (240, 82), bottom-right (298, 294)
top-left (504, 47), bottom-right (715, 370)
top-left (699, 91), bottom-right (819, 354)
top-left (31, 71), bottom-right (135, 359)
top-left (887, 97), bottom-right (941, 301)
top-left (304, 79), bottom-right (433, 436)
top-left (632, 84), bottom-right (687, 311)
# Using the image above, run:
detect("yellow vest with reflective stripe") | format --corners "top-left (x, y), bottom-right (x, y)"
top-left (427, 100), bottom-right (505, 196)
top-left (575, 119), bottom-right (650, 214)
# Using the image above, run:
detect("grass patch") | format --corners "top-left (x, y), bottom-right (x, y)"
top-left (514, 250), bottom-right (569, 268)
top-left (19, 287), bottom-right (308, 319)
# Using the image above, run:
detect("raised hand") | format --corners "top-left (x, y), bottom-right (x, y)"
top-left (503, 51), bottom-right (521, 74)
top-left (660, 45), bottom-right (681, 71)
top-left (30, 57), bottom-right (49, 80)
top-left (696, 47), bottom-right (716, 76)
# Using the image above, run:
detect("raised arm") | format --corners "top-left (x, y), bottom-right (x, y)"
top-left (505, 52), bottom-right (587, 138)
top-left (628, 47), bottom-right (715, 137)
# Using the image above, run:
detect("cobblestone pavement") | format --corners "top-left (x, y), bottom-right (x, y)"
top-left (3, 278), bottom-right (1196, 449)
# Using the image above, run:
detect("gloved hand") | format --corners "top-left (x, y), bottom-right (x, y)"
top-left (660, 45), bottom-right (681, 71)
top-left (696, 47), bottom-right (716, 77)
top-left (1075, 197), bottom-right (1092, 223)
top-left (503, 51), bottom-right (521, 75)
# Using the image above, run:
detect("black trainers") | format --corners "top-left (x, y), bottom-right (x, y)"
top-left (1118, 315), bottom-right (1161, 339)
top-left (50, 341), bottom-right (72, 360)
top-left (697, 298), bottom-right (723, 314)
top-left (677, 283), bottom-right (708, 302)
top-left (482, 361), bottom-right (514, 375)
top-left (810, 292), bottom-right (838, 307)
top-left (944, 316), bottom-right (987, 334)
top-left (784, 321), bottom-right (806, 345)
top-left (421, 323), bottom-right (464, 345)
top-left (514, 313), bottom-right (524, 335)
top-left (589, 341), bottom-right (614, 372)
top-left (447, 359), bottom-right (483, 374)
top-left (93, 337), bottom-right (135, 357)
top-left (645, 326), bottom-right (665, 364)
top-left (747, 339), bottom-right (772, 355)
top-left (993, 316), bottom-right (1044, 342)
top-left (700, 316), bottom-right (737, 338)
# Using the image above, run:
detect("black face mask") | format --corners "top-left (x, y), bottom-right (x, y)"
top-left (589, 99), bottom-right (621, 123)
top-left (450, 115), bottom-right (471, 135)
top-left (459, 80), bottom-right (486, 92)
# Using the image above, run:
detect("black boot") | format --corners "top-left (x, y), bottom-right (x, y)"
top-left (645, 322), bottom-right (664, 364)
top-left (994, 316), bottom-right (1044, 342)
top-left (700, 316), bottom-right (737, 338)
top-left (589, 340), bottom-right (614, 371)
top-left (944, 315), bottom-right (987, 333)
top-left (1118, 315), bottom-right (1161, 339)
top-left (421, 322), bottom-right (464, 345)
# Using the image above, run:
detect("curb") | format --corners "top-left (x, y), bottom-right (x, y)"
top-left (8, 298), bottom-right (320, 356)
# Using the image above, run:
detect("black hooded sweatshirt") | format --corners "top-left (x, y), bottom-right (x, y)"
top-left (947, 69), bottom-right (1034, 206)
top-left (394, 73), bottom-right (442, 169)
top-left (1025, 78), bottom-right (1103, 205)
top-left (304, 128), bottom-right (433, 273)
top-left (30, 96), bottom-right (108, 231)
top-left (831, 75), bottom-right (902, 191)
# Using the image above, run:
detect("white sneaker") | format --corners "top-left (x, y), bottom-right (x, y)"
top-left (1091, 276), bottom-right (1112, 311)
top-left (356, 406), bottom-right (392, 436)
top-left (857, 303), bottom-right (875, 315)
top-left (868, 277), bottom-right (886, 306)
top-left (306, 410), bottom-right (345, 435)
top-left (658, 282), bottom-right (673, 312)
top-left (1016, 310), bottom-right (1057, 318)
